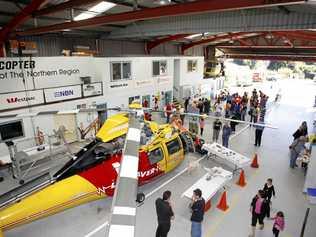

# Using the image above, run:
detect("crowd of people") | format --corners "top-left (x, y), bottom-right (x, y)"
top-left (155, 179), bottom-right (285, 237)
top-left (162, 88), bottom-right (269, 148)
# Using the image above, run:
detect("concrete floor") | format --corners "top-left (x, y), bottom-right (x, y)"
top-left (3, 79), bottom-right (316, 237)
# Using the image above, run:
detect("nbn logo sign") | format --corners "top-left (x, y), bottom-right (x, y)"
top-left (54, 90), bottom-right (74, 98)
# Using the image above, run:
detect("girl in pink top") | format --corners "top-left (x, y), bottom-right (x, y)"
top-left (272, 211), bottom-right (285, 237)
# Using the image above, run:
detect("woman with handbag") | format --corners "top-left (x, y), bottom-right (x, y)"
top-left (289, 136), bottom-right (306, 168)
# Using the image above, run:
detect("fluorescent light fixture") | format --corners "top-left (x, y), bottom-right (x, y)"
top-left (74, 1), bottom-right (116, 21)
top-left (154, 0), bottom-right (171, 5)
top-left (185, 32), bottom-right (211, 40)
top-left (185, 33), bottom-right (203, 39)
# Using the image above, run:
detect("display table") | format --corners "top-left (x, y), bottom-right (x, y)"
top-left (202, 143), bottom-right (251, 173)
top-left (182, 167), bottom-right (232, 211)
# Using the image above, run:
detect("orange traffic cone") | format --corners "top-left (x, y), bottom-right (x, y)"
top-left (251, 153), bottom-right (259, 168)
top-left (236, 169), bottom-right (247, 187)
top-left (217, 191), bottom-right (229, 211)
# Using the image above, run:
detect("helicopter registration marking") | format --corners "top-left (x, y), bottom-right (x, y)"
top-left (96, 167), bottom-right (160, 195)
top-left (112, 163), bottom-right (160, 178)
top-left (138, 167), bottom-right (160, 178)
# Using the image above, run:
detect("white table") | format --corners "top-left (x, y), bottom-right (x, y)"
top-left (182, 167), bottom-right (232, 203)
top-left (202, 143), bottom-right (251, 173)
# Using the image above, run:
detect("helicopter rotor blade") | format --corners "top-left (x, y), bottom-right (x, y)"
top-left (107, 112), bottom-right (142, 237)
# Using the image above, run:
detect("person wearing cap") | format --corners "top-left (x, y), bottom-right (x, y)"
top-left (190, 188), bottom-right (205, 237)
top-left (155, 190), bottom-right (174, 237)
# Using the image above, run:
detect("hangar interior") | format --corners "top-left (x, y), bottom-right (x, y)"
top-left (0, 1), bottom-right (316, 237)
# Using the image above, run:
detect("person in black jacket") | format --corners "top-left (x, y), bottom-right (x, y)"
top-left (263, 178), bottom-right (276, 218)
top-left (249, 190), bottom-right (269, 237)
top-left (190, 188), bottom-right (205, 237)
top-left (292, 121), bottom-right (308, 141)
top-left (155, 190), bottom-right (174, 237)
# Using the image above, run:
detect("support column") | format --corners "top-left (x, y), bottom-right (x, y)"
top-left (0, 42), bottom-right (6, 57)
top-left (204, 45), bottom-right (216, 61)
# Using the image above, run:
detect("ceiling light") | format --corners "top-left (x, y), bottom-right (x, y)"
top-left (185, 33), bottom-right (203, 39)
top-left (265, 34), bottom-right (273, 39)
top-left (154, 0), bottom-right (171, 5)
top-left (74, 1), bottom-right (116, 21)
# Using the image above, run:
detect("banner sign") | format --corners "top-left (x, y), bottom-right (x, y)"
top-left (83, 82), bottom-right (103, 97)
top-left (135, 79), bottom-right (152, 88)
top-left (0, 90), bottom-right (44, 110)
top-left (109, 82), bottom-right (128, 89)
top-left (44, 85), bottom-right (82, 103)
top-left (157, 76), bottom-right (171, 84)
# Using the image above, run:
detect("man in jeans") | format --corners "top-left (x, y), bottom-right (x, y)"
top-left (155, 190), bottom-right (174, 237)
top-left (190, 188), bottom-right (205, 237)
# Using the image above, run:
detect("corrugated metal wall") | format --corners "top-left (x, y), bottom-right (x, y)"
top-left (7, 35), bottom-right (193, 57)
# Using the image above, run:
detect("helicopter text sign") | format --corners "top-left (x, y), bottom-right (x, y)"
top-left (0, 57), bottom-right (101, 93)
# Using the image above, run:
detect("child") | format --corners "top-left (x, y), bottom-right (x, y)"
top-left (199, 117), bottom-right (205, 136)
top-left (263, 178), bottom-right (276, 218)
top-left (272, 211), bottom-right (285, 237)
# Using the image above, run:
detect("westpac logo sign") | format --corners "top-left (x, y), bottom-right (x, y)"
top-left (6, 96), bottom-right (35, 103)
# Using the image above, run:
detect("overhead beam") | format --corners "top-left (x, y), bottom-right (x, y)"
top-left (145, 33), bottom-right (191, 54)
top-left (275, 31), bottom-right (316, 41)
top-left (17, 0), bottom-right (306, 36)
top-left (225, 54), bottom-right (316, 62)
top-left (33, 0), bottom-right (147, 17)
top-left (228, 32), bottom-right (251, 46)
top-left (0, 0), bottom-right (48, 56)
top-left (0, 10), bottom-right (125, 29)
top-left (33, 0), bottom-right (101, 16)
top-left (218, 45), bottom-right (316, 49)
top-left (181, 32), bottom-right (254, 53)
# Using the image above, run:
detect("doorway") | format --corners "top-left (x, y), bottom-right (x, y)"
top-left (142, 95), bottom-right (151, 108)
top-left (164, 91), bottom-right (172, 106)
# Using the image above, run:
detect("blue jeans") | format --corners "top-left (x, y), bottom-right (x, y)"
top-left (191, 221), bottom-right (202, 237)
top-left (222, 136), bottom-right (229, 148)
top-left (290, 150), bottom-right (298, 168)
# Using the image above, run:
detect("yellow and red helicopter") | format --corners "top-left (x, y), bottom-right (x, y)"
top-left (0, 104), bottom-right (200, 236)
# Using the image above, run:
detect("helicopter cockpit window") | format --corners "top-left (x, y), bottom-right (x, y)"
top-left (148, 148), bottom-right (163, 165)
top-left (166, 138), bottom-right (181, 155)
top-left (140, 124), bottom-right (153, 145)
